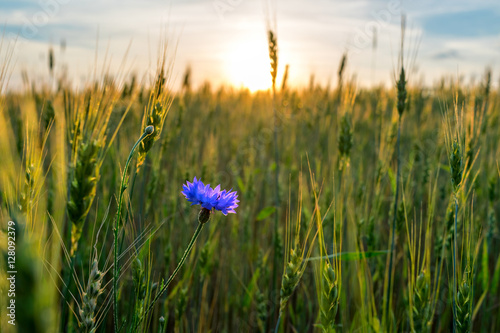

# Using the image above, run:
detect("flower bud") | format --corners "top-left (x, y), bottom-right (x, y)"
top-left (198, 207), bottom-right (211, 224)
top-left (145, 125), bottom-right (154, 135)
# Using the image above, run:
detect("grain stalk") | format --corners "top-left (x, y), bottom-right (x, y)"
top-left (113, 125), bottom-right (154, 331)
top-left (407, 209), bottom-right (431, 333)
top-left (442, 92), bottom-right (468, 333)
top-left (274, 172), bottom-right (316, 332)
top-left (136, 61), bottom-right (172, 174)
top-left (131, 258), bottom-right (147, 329)
top-left (267, 24), bottom-right (282, 321)
top-left (336, 84), bottom-right (353, 326)
top-left (61, 84), bottom-right (127, 332)
top-left (451, 140), bottom-right (462, 331)
top-left (122, 52), bottom-right (172, 248)
top-left (385, 60), bottom-right (407, 332)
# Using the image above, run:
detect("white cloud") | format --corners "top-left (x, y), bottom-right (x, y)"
top-left (2, 0), bottom-right (500, 90)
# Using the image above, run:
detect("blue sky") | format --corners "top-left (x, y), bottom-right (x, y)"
top-left (423, 8), bottom-right (500, 38)
top-left (2, 0), bottom-right (500, 90)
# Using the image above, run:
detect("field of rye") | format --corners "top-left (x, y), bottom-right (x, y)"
top-left (0, 21), bottom-right (500, 333)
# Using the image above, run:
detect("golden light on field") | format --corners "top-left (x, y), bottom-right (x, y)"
top-left (226, 37), bottom-right (272, 92)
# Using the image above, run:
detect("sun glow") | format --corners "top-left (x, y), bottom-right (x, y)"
top-left (227, 38), bottom-right (272, 92)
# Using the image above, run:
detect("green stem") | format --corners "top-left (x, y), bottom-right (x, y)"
top-left (60, 146), bottom-right (79, 333)
top-left (274, 313), bottom-right (282, 333)
top-left (113, 127), bottom-right (153, 332)
top-left (271, 81), bottom-right (281, 324)
top-left (118, 170), bottom-right (138, 258)
top-left (452, 196), bottom-right (458, 333)
top-left (124, 170), bottom-right (138, 235)
top-left (141, 222), bottom-right (205, 328)
top-left (385, 116), bottom-right (401, 329)
top-left (59, 252), bottom-right (76, 333)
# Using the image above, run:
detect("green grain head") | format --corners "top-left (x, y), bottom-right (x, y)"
top-left (397, 66), bottom-right (407, 117)
top-left (67, 139), bottom-right (101, 256)
top-left (338, 112), bottom-right (353, 170)
top-left (279, 247), bottom-right (304, 314)
top-left (455, 269), bottom-right (472, 333)
top-left (18, 163), bottom-right (36, 213)
top-left (319, 262), bottom-right (339, 332)
top-left (137, 102), bottom-right (163, 171)
top-left (78, 258), bottom-right (104, 333)
top-left (450, 139), bottom-right (463, 192)
top-left (267, 30), bottom-right (278, 89)
top-left (175, 287), bottom-right (189, 322)
top-left (132, 258), bottom-right (147, 301)
top-left (411, 271), bottom-right (431, 332)
top-left (255, 291), bottom-right (268, 332)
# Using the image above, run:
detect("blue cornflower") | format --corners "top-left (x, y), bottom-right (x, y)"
top-left (214, 189), bottom-right (239, 215)
top-left (181, 177), bottom-right (239, 217)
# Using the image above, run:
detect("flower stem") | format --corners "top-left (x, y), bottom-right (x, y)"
top-left (113, 127), bottom-right (153, 332)
top-left (141, 222), bottom-right (205, 327)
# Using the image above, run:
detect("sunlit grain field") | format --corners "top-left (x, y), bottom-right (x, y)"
top-left (1, 20), bottom-right (500, 333)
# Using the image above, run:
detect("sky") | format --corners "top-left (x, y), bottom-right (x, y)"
top-left (2, 0), bottom-right (500, 91)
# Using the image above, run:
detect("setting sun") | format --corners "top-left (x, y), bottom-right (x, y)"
top-left (226, 37), bottom-right (272, 92)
